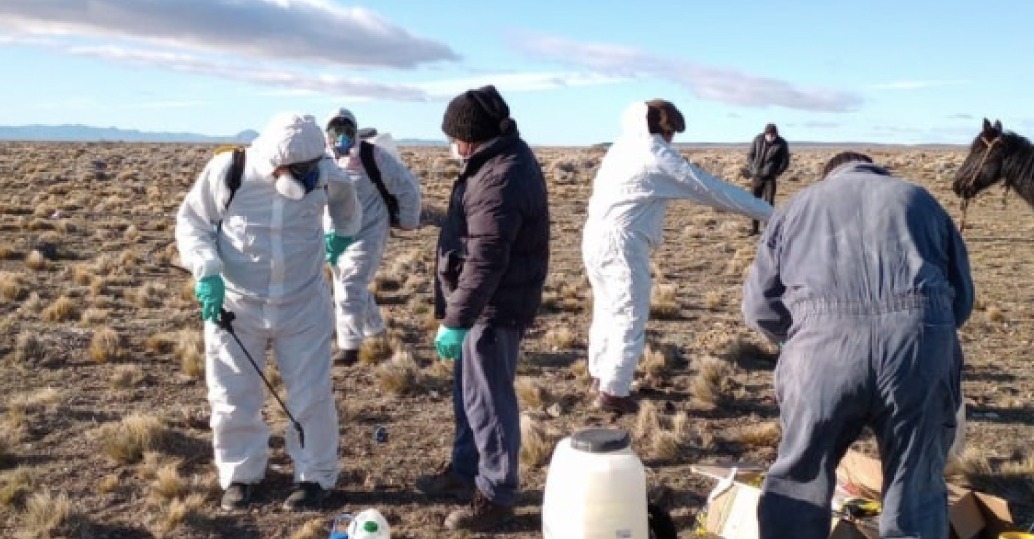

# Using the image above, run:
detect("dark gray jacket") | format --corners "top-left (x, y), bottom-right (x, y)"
top-left (747, 134), bottom-right (791, 180)
top-left (435, 133), bottom-right (550, 328)
top-left (742, 162), bottom-right (974, 343)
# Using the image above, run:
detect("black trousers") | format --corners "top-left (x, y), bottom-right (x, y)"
top-left (751, 176), bottom-right (777, 233)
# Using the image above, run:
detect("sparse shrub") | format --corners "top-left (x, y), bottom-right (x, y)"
top-left (145, 332), bottom-right (177, 355)
top-left (543, 326), bottom-right (577, 350)
top-left (375, 349), bottom-right (421, 396)
top-left (89, 327), bottom-right (123, 363)
top-left (97, 474), bottom-right (120, 494)
top-left (134, 281), bottom-right (166, 308)
top-left (519, 414), bottom-right (554, 468)
top-left (13, 332), bottom-right (45, 364)
top-left (0, 431), bottom-right (14, 469)
top-left (80, 307), bottom-right (109, 326)
top-left (97, 413), bottom-right (170, 465)
top-left (640, 345), bottom-right (673, 378)
top-left (111, 364), bottom-right (145, 389)
top-left (734, 421), bottom-right (781, 448)
top-left (704, 290), bottom-right (724, 310)
top-left (360, 336), bottom-right (395, 365)
top-left (18, 490), bottom-right (83, 539)
top-left (985, 305), bottom-right (1005, 323)
top-left (0, 467), bottom-right (38, 507)
top-left (0, 272), bottom-right (26, 302)
top-left (515, 376), bottom-right (550, 410)
top-left (24, 250), bottom-right (48, 271)
top-left (41, 295), bottom-right (77, 322)
top-left (175, 329), bottom-right (204, 379)
top-left (633, 401), bottom-right (662, 442)
top-left (155, 493), bottom-right (206, 534)
top-left (691, 357), bottom-right (736, 408)
top-left (291, 519), bottom-right (331, 539)
top-left (650, 283), bottom-right (680, 320)
top-left (0, 246), bottom-right (16, 260)
top-left (149, 461), bottom-right (187, 503)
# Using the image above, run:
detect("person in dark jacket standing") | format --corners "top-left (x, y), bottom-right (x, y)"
top-left (742, 152), bottom-right (974, 539)
top-left (414, 85), bottom-right (550, 533)
top-left (744, 123), bottom-right (790, 235)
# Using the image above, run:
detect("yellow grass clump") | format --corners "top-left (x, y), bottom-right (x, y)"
top-left (24, 250), bottom-right (48, 271)
top-left (89, 327), bottom-right (124, 363)
top-left (155, 493), bottom-right (207, 534)
top-left (691, 357), bottom-right (737, 408)
top-left (0, 271), bottom-right (27, 302)
top-left (111, 364), bottom-right (146, 389)
top-left (650, 282), bottom-right (680, 320)
top-left (17, 490), bottom-right (84, 539)
top-left (292, 519), bottom-right (332, 539)
top-left (41, 295), bottom-right (77, 322)
top-left (13, 332), bottom-right (46, 364)
top-left (360, 335), bottom-right (395, 365)
top-left (519, 413), bottom-right (554, 468)
top-left (515, 376), bottom-right (551, 410)
top-left (375, 349), bottom-right (422, 396)
top-left (542, 325), bottom-right (577, 350)
top-left (97, 413), bottom-right (171, 465)
top-left (174, 329), bottom-right (205, 379)
top-left (0, 467), bottom-right (39, 507)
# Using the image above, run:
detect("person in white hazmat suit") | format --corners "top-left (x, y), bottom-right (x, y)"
top-left (582, 100), bottom-right (773, 414)
top-left (323, 108), bottom-right (422, 363)
top-left (175, 112), bottom-right (361, 511)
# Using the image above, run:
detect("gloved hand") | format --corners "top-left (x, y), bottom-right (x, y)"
top-left (324, 233), bottom-right (354, 266)
top-left (194, 275), bottom-right (225, 322)
top-left (435, 325), bottom-right (469, 361)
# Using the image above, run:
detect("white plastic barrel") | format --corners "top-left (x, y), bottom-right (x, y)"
top-left (347, 508), bottom-right (390, 539)
top-left (542, 428), bottom-right (648, 538)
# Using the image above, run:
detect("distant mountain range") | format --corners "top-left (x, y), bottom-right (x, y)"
top-left (0, 124), bottom-right (446, 146)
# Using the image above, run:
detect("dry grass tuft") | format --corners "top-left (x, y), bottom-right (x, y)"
top-left (360, 336), bottom-right (395, 365)
top-left (291, 519), bottom-right (331, 539)
top-left (691, 357), bottom-right (737, 408)
top-left (79, 307), bottom-right (109, 326)
top-left (650, 283), bottom-right (680, 320)
top-left (519, 413), bottom-right (555, 468)
top-left (97, 474), bottom-right (120, 494)
top-left (0, 431), bottom-right (15, 469)
top-left (703, 290), bottom-right (724, 310)
top-left (515, 376), bottom-right (551, 410)
top-left (0, 271), bottom-right (27, 302)
top-left (0, 467), bottom-right (39, 507)
top-left (542, 325), bottom-right (577, 350)
top-left (97, 413), bottom-right (170, 465)
top-left (111, 364), bottom-right (145, 389)
top-left (734, 421), bottom-right (781, 448)
top-left (985, 305), bottom-right (1005, 323)
top-left (89, 327), bottom-right (123, 363)
top-left (174, 329), bottom-right (204, 379)
top-left (633, 400), bottom-right (662, 442)
top-left (134, 281), bottom-right (167, 308)
top-left (145, 332), bottom-right (177, 355)
top-left (155, 493), bottom-right (207, 534)
top-left (41, 295), bottom-right (77, 322)
top-left (375, 349), bottom-right (422, 396)
top-left (946, 447), bottom-right (1034, 502)
top-left (18, 490), bottom-right (82, 539)
top-left (13, 332), bottom-right (46, 364)
top-left (149, 460), bottom-right (188, 503)
top-left (639, 344), bottom-right (674, 378)
top-left (24, 250), bottom-right (48, 271)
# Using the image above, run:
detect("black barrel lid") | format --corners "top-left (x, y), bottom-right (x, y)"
top-left (570, 428), bottom-right (631, 453)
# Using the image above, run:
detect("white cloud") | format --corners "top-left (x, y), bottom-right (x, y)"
top-left (869, 80), bottom-right (969, 90)
top-left (415, 72), bottom-right (629, 97)
top-left (513, 35), bottom-right (862, 112)
top-left (0, 0), bottom-right (458, 68)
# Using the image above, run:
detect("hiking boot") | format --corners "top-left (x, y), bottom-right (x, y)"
top-left (445, 489), bottom-right (515, 532)
top-left (220, 482), bottom-right (254, 511)
top-left (282, 481), bottom-right (329, 511)
top-left (334, 349), bottom-right (359, 365)
top-left (415, 462), bottom-right (476, 502)
top-left (595, 392), bottom-right (640, 415)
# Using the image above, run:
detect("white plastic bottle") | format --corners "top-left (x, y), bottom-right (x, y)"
top-left (347, 508), bottom-right (390, 539)
top-left (541, 428), bottom-right (648, 538)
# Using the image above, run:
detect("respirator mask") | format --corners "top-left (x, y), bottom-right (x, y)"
top-left (275, 157), bottom-right (322, 200)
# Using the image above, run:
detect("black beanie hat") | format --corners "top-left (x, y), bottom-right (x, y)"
top-left (442, 85), bottom-right (516, 142)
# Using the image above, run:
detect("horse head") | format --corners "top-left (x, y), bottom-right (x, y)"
top-left (952, 118), bottom-right (1006, 200)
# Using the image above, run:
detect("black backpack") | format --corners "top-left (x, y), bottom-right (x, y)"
top-left (358, 141), bottom-right (401, 228)
top-left (222, 146), bottom-right (247, 211)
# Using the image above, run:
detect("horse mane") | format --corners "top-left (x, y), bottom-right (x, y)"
top-left (999, 131), bottom-right (1034, 190)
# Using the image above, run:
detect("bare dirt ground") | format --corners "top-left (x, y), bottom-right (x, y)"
top-left (0, 141), bottom-right (1031, 538)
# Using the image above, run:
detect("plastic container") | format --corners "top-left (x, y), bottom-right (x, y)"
top-left (347, 508), bottom-right (390, 539)
top-left (541, 428), bottom-right (648, 538)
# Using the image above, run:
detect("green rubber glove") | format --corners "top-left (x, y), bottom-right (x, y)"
top-left (435, 325), bottom-right (469, 361)
top-left (194, 275), bottom-right (225, 322)
top-left (324, 233), bottom-right (354, 266)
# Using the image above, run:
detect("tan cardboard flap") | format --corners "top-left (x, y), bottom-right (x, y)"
top-left (705, 484), bottom-right (761, 539)
top-left (971, 491), bottom-right (1013, 539)
top-left (947, 484), bottom-right (985, 539)
top-left (836, 450), bottom-right (883, 499)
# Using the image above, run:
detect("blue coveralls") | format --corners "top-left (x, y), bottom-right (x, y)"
top-left (742, 162), bottom-right (974, 539)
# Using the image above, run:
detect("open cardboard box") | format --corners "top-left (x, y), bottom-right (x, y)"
top-left (692, 450), bottom-right (1013, 539)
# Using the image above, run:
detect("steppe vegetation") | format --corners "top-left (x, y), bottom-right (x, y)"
top-left (0, 141), bottom-right (1031, 537)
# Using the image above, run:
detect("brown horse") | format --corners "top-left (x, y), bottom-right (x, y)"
top-left (952, 118), bottom-right (1034, 229)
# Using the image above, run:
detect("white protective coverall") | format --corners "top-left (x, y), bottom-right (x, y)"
top-left (176, 112), bottom-right (361, 490)
top-left (323, 109), bottom-right (421, 351)
top-left (582, 102), bottom-right (773, 397)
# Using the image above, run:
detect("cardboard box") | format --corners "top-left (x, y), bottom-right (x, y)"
top-left (691, 452), bottom-right (1014, 539)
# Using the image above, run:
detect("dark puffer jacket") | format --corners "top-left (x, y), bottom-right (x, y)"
top-left (434, 133), bottom-right (550, 328)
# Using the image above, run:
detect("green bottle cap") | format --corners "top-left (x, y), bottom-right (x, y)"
top-left (363, 521), bottom-right (379, 532)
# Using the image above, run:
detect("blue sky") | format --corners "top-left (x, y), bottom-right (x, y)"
top-left (1, 0), bottom-right (1032, 146)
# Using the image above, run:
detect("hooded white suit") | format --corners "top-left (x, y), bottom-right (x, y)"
top-left (323, 109), bottom-right (421, 351)
top-left (176, 112), bottom-right (361, 489)
top-left (582, 102), bottom-right (772, 397)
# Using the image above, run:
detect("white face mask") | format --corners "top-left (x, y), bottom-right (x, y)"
top-left (449, 141), bottom-right (467, 162)
top-left (765, 134), bottom-right (776, 143)
top-left (275, 173), bottom-right (307, 200)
